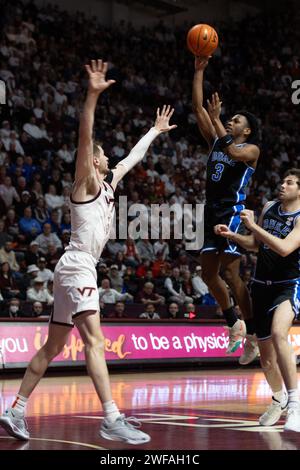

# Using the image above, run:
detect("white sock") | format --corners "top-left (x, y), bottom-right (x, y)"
top-left (11, 393), bottom-right (28, 417)
top-left (273, 389), bottom-right (284, 403)
top-left (287, 389), bottom-right (300, 409)
top-left (103, 400), bottom-right (121, 423)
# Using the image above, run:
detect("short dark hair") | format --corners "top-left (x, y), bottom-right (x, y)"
top-left (283, 168), bottom-right (300, 186)
top-left (235, 110), bottom-right (259, 144)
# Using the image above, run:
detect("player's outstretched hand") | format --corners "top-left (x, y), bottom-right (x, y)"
top-left (207, 92), bottom-right (222, 120)
top-left (154, 105), bottom-right (177, 134)
top-left (85, 59), bottom-right (116, 94)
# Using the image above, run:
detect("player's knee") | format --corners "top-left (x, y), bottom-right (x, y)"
top-left (201, 269), bottom-right (217, 286)
top-left (43, 341), bottom-right (65, 359)
top-left (260, 356), bottom-right (275, 373)
top-left (223, 268), bottom-right (238, 286)
top-left (84, 335), bottom-right (105, 355)
top-left (271, 329), bottom-right (287, 345)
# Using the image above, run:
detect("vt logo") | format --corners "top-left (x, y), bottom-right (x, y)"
top-left (77, 287), bottom-right (96, 297)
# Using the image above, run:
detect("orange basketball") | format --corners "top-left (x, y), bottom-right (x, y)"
top-left (187, 24), bottom-right (218, 57)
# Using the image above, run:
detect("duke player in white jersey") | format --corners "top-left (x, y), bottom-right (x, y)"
top-left (0, 59), bottom-right (176, 445)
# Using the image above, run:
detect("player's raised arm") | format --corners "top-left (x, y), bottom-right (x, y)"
top-left (207, 92), bottom-right (259, 164)
top-left (75, 59), bottom-right (115, 181)
top-left (110, 105), bottom-right (177, 189)
top-left (192, 57), bottom-right (217, 149)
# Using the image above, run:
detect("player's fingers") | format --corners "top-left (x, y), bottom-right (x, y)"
top-left (85, 64), bottom-right (92, 75)
top-left (97, 59), bottom-right (103, 71)
top-left (102, 61), bottom-right (108, 75)
top-left (91, 59), bottom-right (97, 72)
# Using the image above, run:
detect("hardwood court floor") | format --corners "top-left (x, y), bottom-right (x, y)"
top-left (0, 368), bottom-right (300, 451)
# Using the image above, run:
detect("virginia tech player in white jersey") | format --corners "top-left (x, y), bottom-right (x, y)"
top-left (67, 177), bottom-right (115, 262)
top-left (0, 59), bottom-right (177, 446)
top-left (52, 60), bottom-right (177, 327)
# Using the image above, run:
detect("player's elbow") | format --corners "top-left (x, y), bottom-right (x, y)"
top-left (278, 246), bottom-right (290, 257)
top-left (192, 103), bottom-right (205, 115)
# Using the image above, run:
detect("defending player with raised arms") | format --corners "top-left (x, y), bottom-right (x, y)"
top-left (0, 59), bottom-right (177, 445)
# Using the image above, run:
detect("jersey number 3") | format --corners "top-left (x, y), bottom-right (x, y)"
top-left (212, 163), bottom-right (225, 182)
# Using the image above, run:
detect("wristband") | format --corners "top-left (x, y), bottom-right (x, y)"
top-left (218, 134), bottom-right (234, 149)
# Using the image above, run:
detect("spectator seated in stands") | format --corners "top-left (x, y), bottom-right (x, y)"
top-left (153, 238), bottom-right (170, 261)
top-left (31, 301), bottom-right (47, 318)
top-left (33, 222), bottom-right (62, 255)
top-left (3, 297), bottom-right (21, 318)
top-left (183, 302), bottom-right (197, 319)
top-left (26, 276), bottom-right (54, 305)
top-left (181, 270), bottom-right (196, 302)
top-left (136, 239), bottom-right (156, 262)
top-left (97, 262), bottom-right (110, 284)
top-left (108, 264), bottom-right (124, 292)
top-left (98, 279), bottom-right (133, 306)
top-left (23, 264), bottom-right (39, 289)
top-left (37, 256), bottom-right (54, 286)
top-left (167, 302), bottom-right (180, 319)
top-left (24, 240), bottom-right (40, 266)
top-left (0, 176), bottom-right (20, 209)
top-left (0, 261), bottom-right (22, 299)
top-left (106, 239), bottom-right (126, 258)
top-left (0, 219), bottom-right (13, 247)
top-left (46, 243), bottom-right (63, 270)
top-left (139, 303), bottom-right (161, 320)
top-left (164, 267), bottom-right (193, 305)
top-left (135, 281), bottom-right (165, 306)
top-left (19, 206), bottom-right (42, 242)
top-left (0, 241), bottom-right (20, 272)
top-left (124, 238), bottom-right (142, 267)
top-left (191, 265), bottom-right (209, 304)
top-left (107, 301), bottom-right (128, 319)
top-left (122, 266), bottom-right (140, 297)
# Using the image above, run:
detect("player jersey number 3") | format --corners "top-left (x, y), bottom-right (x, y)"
top-left (212, 163), bottom-right (225, 182)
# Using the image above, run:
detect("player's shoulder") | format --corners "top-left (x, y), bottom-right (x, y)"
top-left (261, 200), bottom-right (278, 216)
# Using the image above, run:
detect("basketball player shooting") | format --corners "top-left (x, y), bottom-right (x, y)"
top-left (0, 59), bottom-right (177, 445)
top-left (192, 56), bottom-right (260, 364)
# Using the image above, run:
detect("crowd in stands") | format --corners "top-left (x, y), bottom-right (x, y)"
top-left (0, 0), bottom-right (299, 318)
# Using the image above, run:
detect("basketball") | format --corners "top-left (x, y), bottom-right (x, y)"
top-left (187, 24), bottom-right (218, 57)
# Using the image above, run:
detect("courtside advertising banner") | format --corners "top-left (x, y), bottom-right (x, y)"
top-left (1, 322), bottom-right (300, 368)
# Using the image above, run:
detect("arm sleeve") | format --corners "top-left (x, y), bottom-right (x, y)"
top-left (116, 127), bottom-right (160, 173)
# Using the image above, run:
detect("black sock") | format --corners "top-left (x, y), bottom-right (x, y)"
top-left (244, 318), bottom-right (255, 335)
top-left (222, 306), bottom-right (238, 327)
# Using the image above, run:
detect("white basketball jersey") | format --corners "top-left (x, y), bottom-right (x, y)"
top-left (66, 180), bottom-right (115, 262)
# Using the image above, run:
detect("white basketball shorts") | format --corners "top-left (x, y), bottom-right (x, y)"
top-left (51, 250), bottom-right (99, 327)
